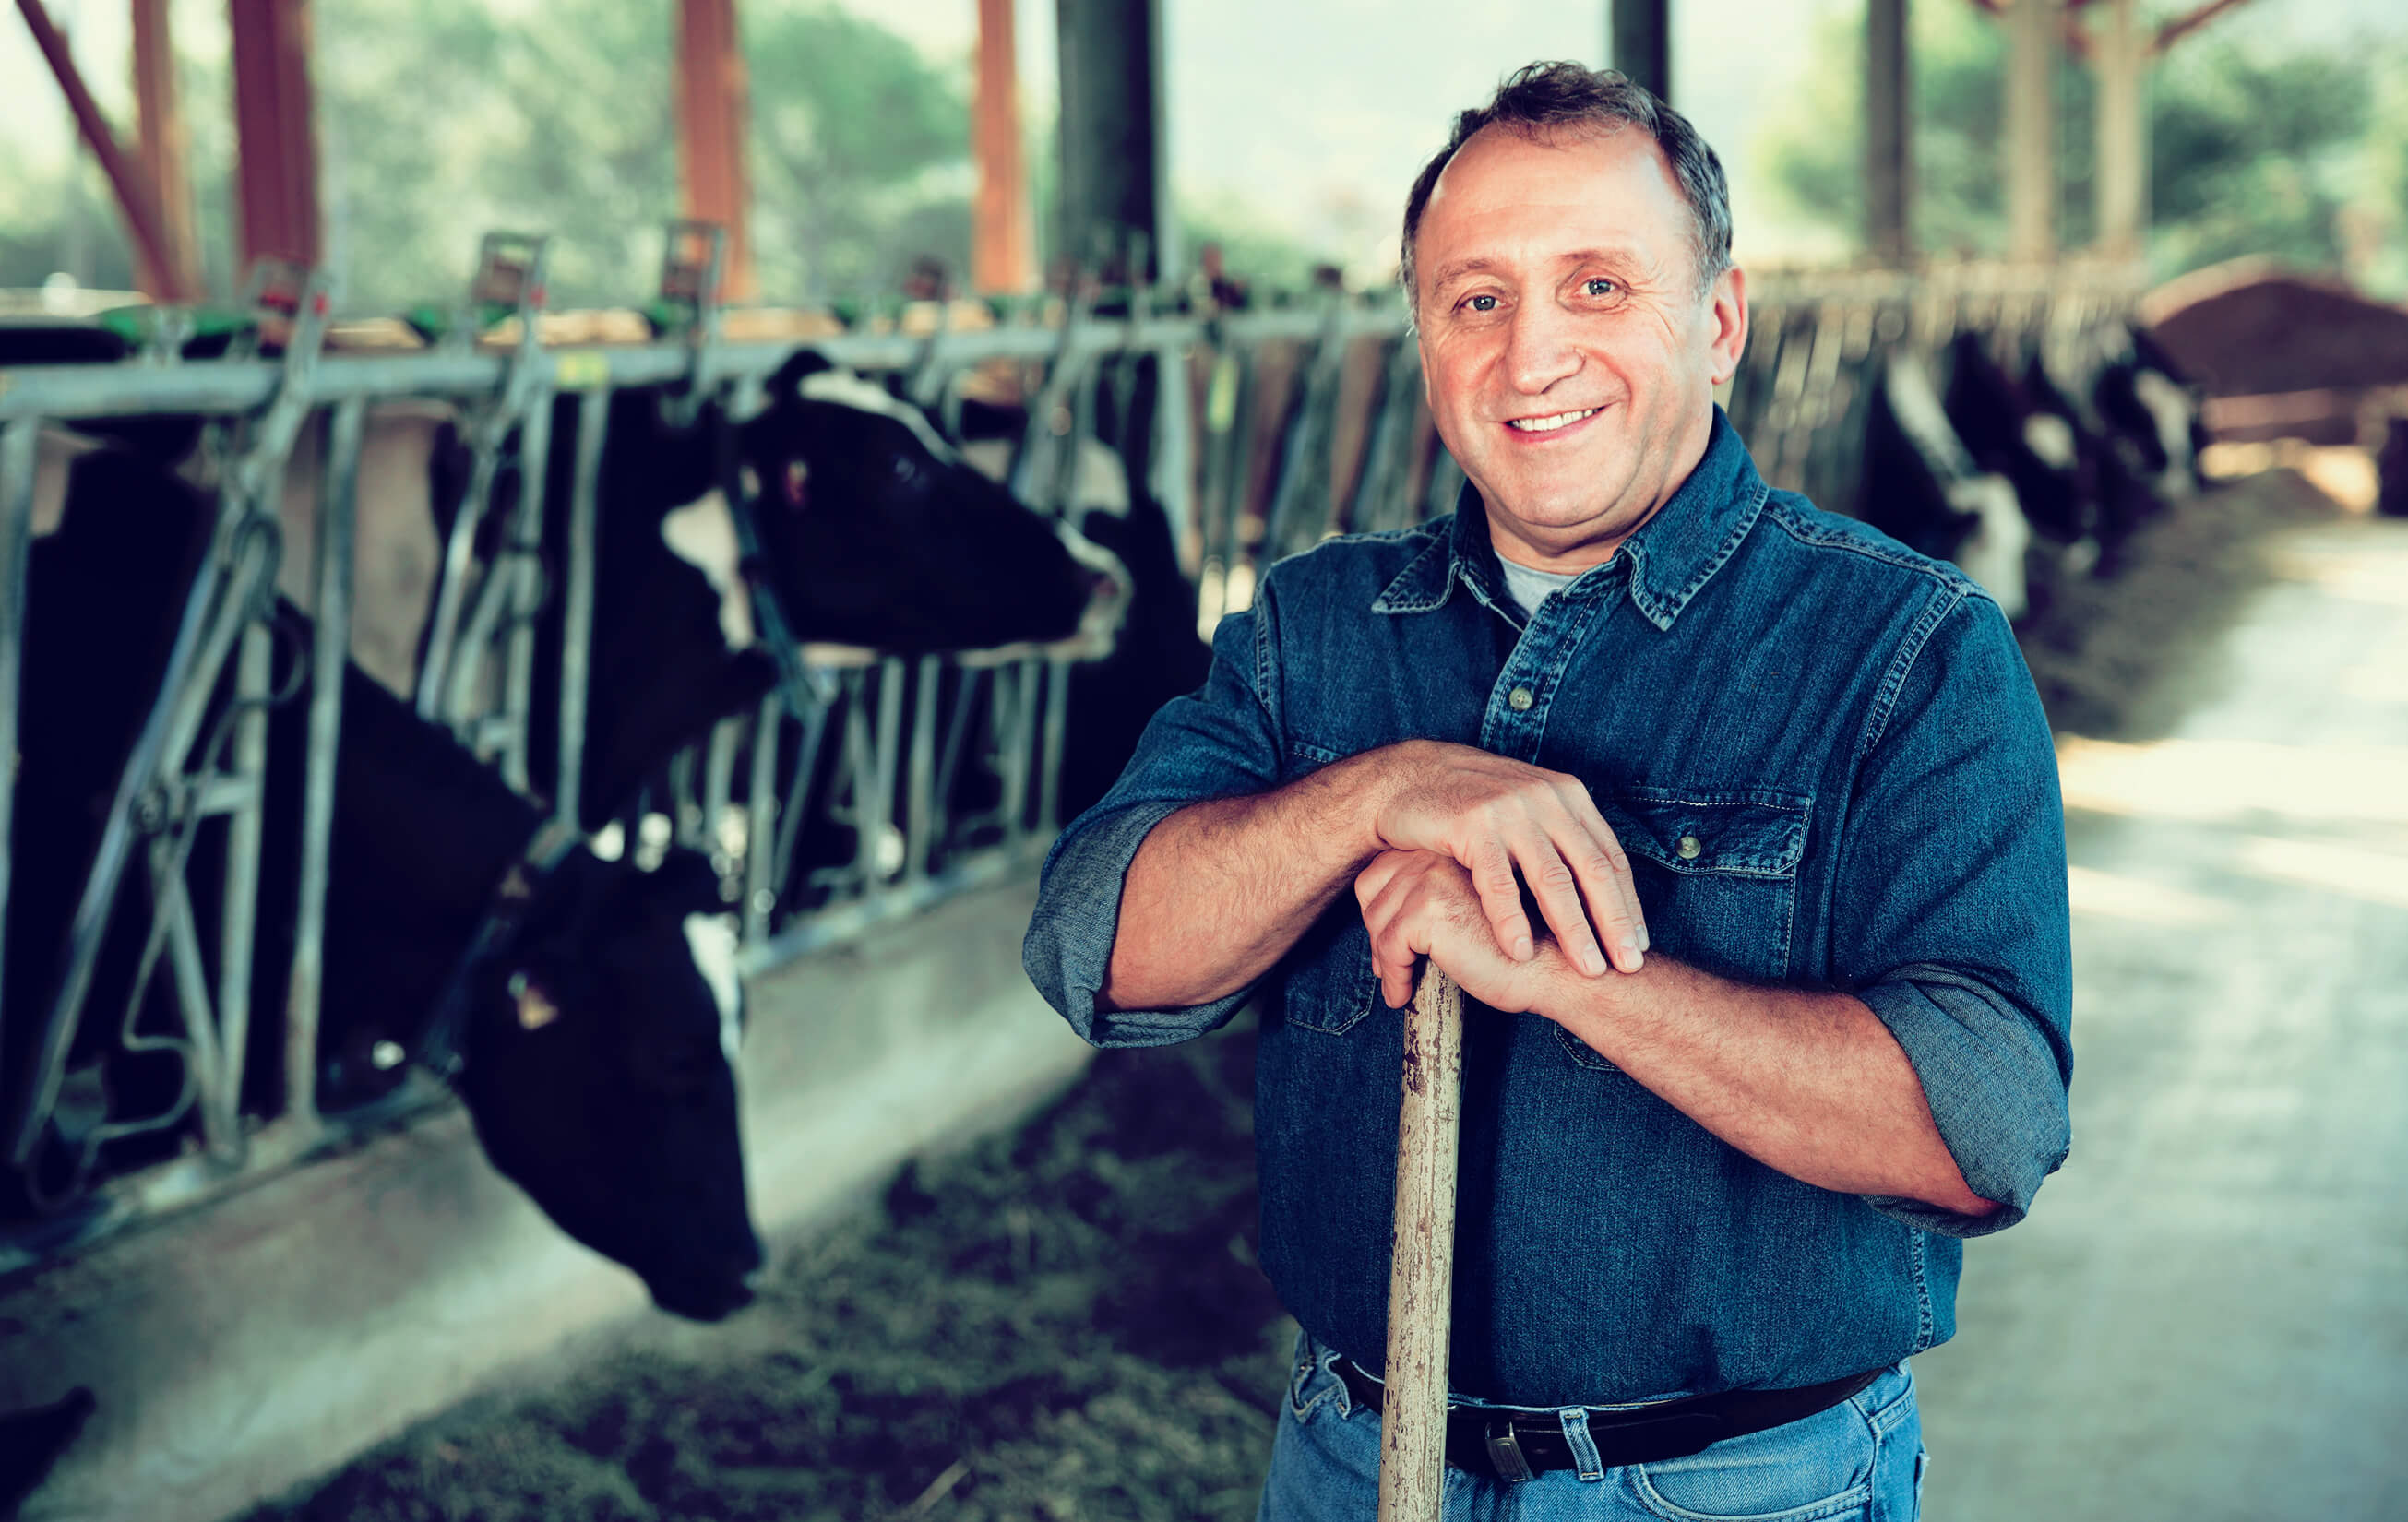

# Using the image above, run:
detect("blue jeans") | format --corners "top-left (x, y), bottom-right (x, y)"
top-left (1258, 1332), bottom-right (1928, 1522)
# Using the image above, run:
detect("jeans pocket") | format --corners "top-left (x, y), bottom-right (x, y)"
top-left (1285, 1330), bottom-right (1347, 1423)
top-left (1629, 1394), bottom-right (1876, 1522)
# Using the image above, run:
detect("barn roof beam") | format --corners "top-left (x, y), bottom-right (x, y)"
top-left (14, 0), bottom-right (201, 301)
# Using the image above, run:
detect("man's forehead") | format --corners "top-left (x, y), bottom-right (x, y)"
top-left (1418, 124), bottom-right (1690, 281)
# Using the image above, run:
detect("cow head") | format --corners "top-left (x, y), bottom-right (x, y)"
top-left (456, 846), bottom-right (762, 1320)
top-left (738, 350), bottom-right (1127, 652)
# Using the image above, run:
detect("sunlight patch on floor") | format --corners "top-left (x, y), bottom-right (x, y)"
top-left (2064, 865), bottom-right (2235, 925)
top-left (2235, 835), bottom-right (2408, 912)
top-left (2055, 736), bottom-right (2408, 826)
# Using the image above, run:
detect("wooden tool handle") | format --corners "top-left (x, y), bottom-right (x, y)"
top-left (1377, 962), bottom-right (1465, 1522)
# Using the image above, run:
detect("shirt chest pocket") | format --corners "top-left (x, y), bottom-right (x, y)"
top-left (1559, 789), bottom-right (1810, 1070)
top-left (1606, 789), bottom-right (1810, 979)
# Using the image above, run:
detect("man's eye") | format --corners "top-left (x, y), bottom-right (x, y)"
top-left (1464, 293), bottom-right (1500, 313)
top-left (1581, 278), bottom-right (1616, 297)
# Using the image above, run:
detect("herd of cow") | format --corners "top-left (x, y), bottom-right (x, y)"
top-left (0, 306), bottom-right (2204, 1338)
top-left (0, 323), bottom-right (1204, 1329)
top-left (1855, 324), bottom-right (2208, 622)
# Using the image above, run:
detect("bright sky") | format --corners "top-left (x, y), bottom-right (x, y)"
top-left (5, 0), bottom-right (2404, 284)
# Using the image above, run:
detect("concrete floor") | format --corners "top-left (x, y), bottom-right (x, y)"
top-left (1913, 515), bottom-right (2408, 1522)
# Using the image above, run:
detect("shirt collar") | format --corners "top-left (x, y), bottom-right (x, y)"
top-left (1371, 406), bottom-right (1770, 632)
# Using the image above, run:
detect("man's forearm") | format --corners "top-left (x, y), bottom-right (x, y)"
top-left (1098, 753), bottom-right (1389, 1013)
top-left (1544, 956), bottom-right (1997, 1216)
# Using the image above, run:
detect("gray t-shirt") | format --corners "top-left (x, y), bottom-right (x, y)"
top-left (1496, 555), bottom-right (1584, 617)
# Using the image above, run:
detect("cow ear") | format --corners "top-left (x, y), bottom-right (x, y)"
top-left (767, 347), bottom-right (836, 405)
top-left (507, 969), bottom-right (562, 1030)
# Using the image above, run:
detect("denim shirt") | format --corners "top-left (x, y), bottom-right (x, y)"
top-left (1023, 410), bottom-right (2072, 1408)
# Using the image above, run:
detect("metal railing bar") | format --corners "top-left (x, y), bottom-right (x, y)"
top-left (0, 418), bottom-right (38, 1066)
top-left (149, 836), bottom-right (232, 1155)
top-left (495, 389), bottom-right (556, 791)
top-left (553, 388), bottom-right (608, 833)
top-left (210, 614), bottom-right (274, 1144)
top-left (6, 487), bottom-right (263, 1166)
top-left (741, 694), bottom-right (781, 945)
top-left (733, 837), bottom-right (1048, 978)
top-left (904, 654), bottom-right (941, 884)
top-left (283, 395), bottom-right (364, 1128)
top-left (0, 308), bottom-right (1415, 421)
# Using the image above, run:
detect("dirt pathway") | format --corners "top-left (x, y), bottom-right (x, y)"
top-left (1913, 508), bottom-right (2408, 1520)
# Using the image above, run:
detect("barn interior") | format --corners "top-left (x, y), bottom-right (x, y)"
top-left (2, 2), bottom-right (2405, 1519)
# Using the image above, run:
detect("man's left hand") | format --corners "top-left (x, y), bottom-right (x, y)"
top-left (1355, 849), bottom-right (1568, 1015)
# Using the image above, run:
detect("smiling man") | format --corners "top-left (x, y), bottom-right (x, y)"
top-left (1024, 63), bottom-right (2071, 1520)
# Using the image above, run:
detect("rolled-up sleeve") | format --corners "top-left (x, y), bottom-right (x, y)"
top-left (1838, 589), bottom-right (2074, 1239)
top-left (1022, 592), bottom-right (1288, 1049)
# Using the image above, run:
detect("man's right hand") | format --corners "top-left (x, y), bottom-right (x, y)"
top-left (1100, 737), bottom-right (1646, 1013)
top-left (1368, 740), bottom-right (1647, 976)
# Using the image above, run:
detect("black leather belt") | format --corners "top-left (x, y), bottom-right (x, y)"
top-left (1333, 1357), bottom-right (1883, 1481)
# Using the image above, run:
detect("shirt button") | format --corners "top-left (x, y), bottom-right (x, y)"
top-left (1508, 686), bottom-right (1534, 712)
top-left (1676, 834), bottom-right (1703, 861)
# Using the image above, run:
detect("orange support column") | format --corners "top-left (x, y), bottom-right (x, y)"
top-left (131, 0), bottom-right (201, 298)
top-left (676, 0), bottom-right (754, 302)
top-left (972, 0), bottom-right (1032, 294)
top-left (228, 0), bottom-right (323, 271)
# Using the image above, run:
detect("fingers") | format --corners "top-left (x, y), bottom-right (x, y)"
top-left (1552, 787), bottom-right (1648, 974)
top-left (1514, 836), bottom-right (1608, 977)
top-left (1465, 840), bottom-right (1536, 963)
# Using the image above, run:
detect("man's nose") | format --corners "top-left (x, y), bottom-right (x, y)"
top-left (1503, 298), bottom-right (1580, 396)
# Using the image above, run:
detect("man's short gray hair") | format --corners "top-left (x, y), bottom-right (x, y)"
top-left (1399, 62), bottom-right (1734, 315)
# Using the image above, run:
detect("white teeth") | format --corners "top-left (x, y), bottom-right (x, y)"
top-left (1508, 408), bottom-right (1599, 434)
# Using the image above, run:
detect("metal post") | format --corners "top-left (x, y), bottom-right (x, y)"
top-left (214, 549), bottom-right (279, 1150)
top-left (1377, 964), bottom-right (1463, 1522)
top-left (554, 388), bottom-right (608, 833)
top-left (0, 420), bottom-right (37, 1068)
top-left (281, 395), bottom-right (362, 1127)
top-left (905, 655), bottom-right (941, 882)
top-left (742, 693), bottom-right (781, 945)
top-left (1055, 0), bottom-right (1170, 281)
top-left (1864, 0), bottom-right (1913, 268)
top-left (494, 391), bottom-right (555, 789)
top-left (1611, 0), bottom-right (1671, 102)
top-left (1037, 656), bottom-right (1070, 835)
top-left (2005, 0), bottom-right (2057, 263)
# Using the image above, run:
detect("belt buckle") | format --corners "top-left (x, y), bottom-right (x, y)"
top-left (1483, 1418), bottom-right (1536, 1483)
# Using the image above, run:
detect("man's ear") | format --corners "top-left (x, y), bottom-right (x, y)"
top-left (1706, 266), bottom-right (1748, 388)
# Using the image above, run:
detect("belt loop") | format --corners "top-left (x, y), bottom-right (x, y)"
top-left (1557, 1407), bottom-right (1607, 1481)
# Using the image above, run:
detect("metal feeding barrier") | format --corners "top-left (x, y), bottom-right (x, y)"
top-left (0, 228), bottom-right (1402, 1269)
top-left (0, 237), bottom-right (2146, 1274)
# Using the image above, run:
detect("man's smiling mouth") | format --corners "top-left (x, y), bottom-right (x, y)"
top-left (1506, 408), bottom-right (1601, 434)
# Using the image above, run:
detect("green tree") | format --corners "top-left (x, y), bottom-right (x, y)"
top-left (1757, 4), bottom-right (2392, 284)
top-left (745, 5), bottom-right (972, 302)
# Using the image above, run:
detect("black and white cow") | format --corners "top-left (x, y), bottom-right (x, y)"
top-left (5, 446), bottom-right (762, 1320)
top-left (2095, 327), bottom-right (2208, 501)
top-left (484, 348), bottom-right (1130, 834)
top-left (1859, 349), bottom-right (2032, 619)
